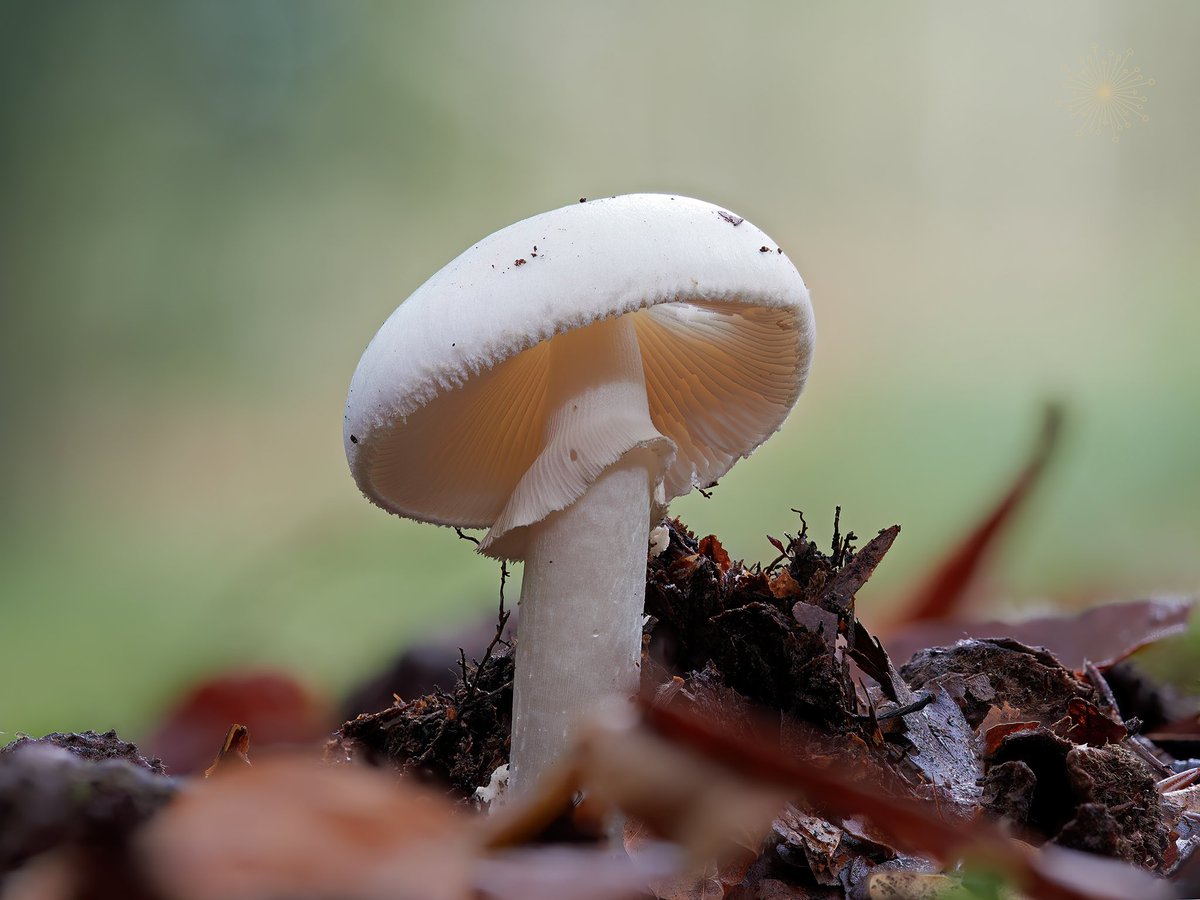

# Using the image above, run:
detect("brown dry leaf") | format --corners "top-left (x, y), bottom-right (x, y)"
top-left (886, 597), bottom-right (1195, 673)
top-left (137, 756), bottom-right (470, 900)
top-left (815, 525), bottom-right (900, 618)
top-left (1061, 596), bottom-right (1196, 668)
top-left (847, 619), bottom-right (903, 703)
top-left (979, 702), bottom-right (1043, 757)
top-left (888, 404), bottom-right (1062, 627)
top-left (983, 720), bottom-right (1041, 758)
top-left (671, 553), bottom-right (706, 580)
top-left (203, 724), bottom-right (251, 777)
top-left (772, 805), bottom-right (851, 887)
top-left (769, 569), bottom-right (802, 600)
top-left (698, 535), bottom-right (732, 574)
top-left (840, 627), bottom-right (983, 819)
top-left (1157, 767), bottom-right (1200, 794)
top-left (147, 670), bottom-right (330, 776)
top-left (1062, 698), bottom-right (1127, 747)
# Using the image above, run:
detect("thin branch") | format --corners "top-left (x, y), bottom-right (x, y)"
top-left (464, 561), bottom-right (513, 698)
top-left (790, 508), bottom-right (808, 539)
top-left (454, 527), bottom-right (481, 546)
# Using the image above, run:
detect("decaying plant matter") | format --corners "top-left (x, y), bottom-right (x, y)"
top-left (329, 577), bottom-right (515, 797)
top-left (318, 513), bottom-right (1196, 897)
top-left (3, 491), bottom-right (1197, 898)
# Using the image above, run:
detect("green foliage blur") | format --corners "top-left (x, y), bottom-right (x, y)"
top-left (1, 2), bottom-right (1197, 738)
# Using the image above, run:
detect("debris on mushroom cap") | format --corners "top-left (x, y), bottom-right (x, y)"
top-left (344, 194), bottom-right (814, 545)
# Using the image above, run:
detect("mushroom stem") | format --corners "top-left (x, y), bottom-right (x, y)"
top-left (507, 314), bottom-right (663, 798)
top-left (511, 451), bottom-right (655, 797)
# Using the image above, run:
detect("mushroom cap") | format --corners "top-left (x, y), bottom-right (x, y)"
top-left (345, 193), bottom-right (815, 531)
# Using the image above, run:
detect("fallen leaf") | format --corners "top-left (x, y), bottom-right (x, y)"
top-left (137, 756), bottom-right (470, 900)
top-left (981, 718), bottom-right (1041, 758)
top-left (885, 597), bottom-right (1195, 673)
top-left (146, 670), bottom-right (329, 776)
top-left (203, 724), bottom-right (251, 777)
top-left (888, 404), bottom-right (1062, 627)
top-left (769, 569), bottom-right (802, 600)
top-left (1158, 768), bottom-right (1200, 794)
top-left (1063, 698), bottom-right (1127, 747)
top-left (816, 526), bottom-right (900, 618)
top-left (772, 805), bottom-right (851, 886)
top-left (698, 535), bottom-right (732, 575)
top-left (901, 684), bottom-right (984, 819)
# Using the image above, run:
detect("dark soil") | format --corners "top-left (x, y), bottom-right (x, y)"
top-left (0, 731), bottom-right (174, 874)
top-left (327, 634), bottom-right (513, 796)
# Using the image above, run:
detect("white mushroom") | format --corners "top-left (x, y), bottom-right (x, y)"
top-left (344, 194), bottom-right (814, 798)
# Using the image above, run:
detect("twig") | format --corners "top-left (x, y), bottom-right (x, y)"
top-left (831, 506), bottom-right (842, 559)
top-left (454, 527), bottom-right (481, 546)
top-left (463, 561), bottom-right (513, 698)
top-left (875, 692), bottom-right (936, 722)
top-left (790, 508), bottom-right (808, 538)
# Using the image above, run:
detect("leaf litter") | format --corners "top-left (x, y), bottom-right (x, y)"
top-left (2, 415), bottom-right (1198, 899)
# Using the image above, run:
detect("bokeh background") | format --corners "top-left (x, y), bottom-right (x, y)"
top-left (2, 2), bottom-right (1197, 740)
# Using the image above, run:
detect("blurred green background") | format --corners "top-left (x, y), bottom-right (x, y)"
top-left (2, 2), bottom-right (1197, 739)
